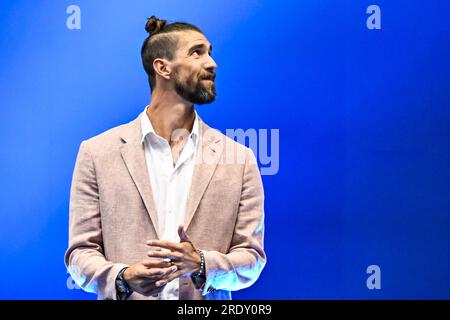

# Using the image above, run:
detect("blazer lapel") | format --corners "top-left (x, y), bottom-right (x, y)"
top-left (184, 118), bottom-right (223, 231)
top-left (119, 116), bottom-right (160, 239)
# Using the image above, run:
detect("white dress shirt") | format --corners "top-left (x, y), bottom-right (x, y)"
top-left (140, 105), bottom-right (200, 300)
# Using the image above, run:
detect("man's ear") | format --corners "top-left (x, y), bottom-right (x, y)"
top-left (153, 58), bottom-right (172, 80)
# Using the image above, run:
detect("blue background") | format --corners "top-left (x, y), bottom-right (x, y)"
top-left (0, 0), bottom-right (449, 299)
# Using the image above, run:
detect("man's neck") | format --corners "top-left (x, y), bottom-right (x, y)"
top-left (146, 90), bottom-right (196, 143)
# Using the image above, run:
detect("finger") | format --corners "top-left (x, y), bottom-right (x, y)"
top-left (144, 277), bottom-right (170, 292)
top-left (147, 250), bottom-right (182, 258)
top-left (178, 225), bottom-right (188, 242)
top-left (178, 225), bottom-right (193, 245)
top-left (155, 269), bottom-right (188, 286)
top-left (141, 265), bottom-right (178, 278)
top-left (156, 271), bottom-right (184, 286)
top-left (142, 284), bottom-right (166, 297)
top-left (147, 250), bottom-right (183, 260)
top-left (146, 240), bottom-right (183, 251)
top-left (142, 259), bottom-right (172, 268)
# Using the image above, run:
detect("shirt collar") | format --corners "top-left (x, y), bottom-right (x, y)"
top-left (140, 105), bottom-right (200, 145)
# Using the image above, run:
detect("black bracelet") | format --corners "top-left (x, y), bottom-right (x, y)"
top-left (191, 250), bottom-right (206, 290)
top-left (198, 249), bottom-right (205, 276)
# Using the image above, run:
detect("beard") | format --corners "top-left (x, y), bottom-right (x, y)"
top-left (174, 71), bottom-right (216, 105)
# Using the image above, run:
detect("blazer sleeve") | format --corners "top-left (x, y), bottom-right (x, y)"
top-left (64, 141), bottom-right (128, 300)
top-left (201, 147), bottom-right (266, 295)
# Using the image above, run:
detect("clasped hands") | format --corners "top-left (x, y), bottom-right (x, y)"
top-left (123, 225), bottom-right (201, 297)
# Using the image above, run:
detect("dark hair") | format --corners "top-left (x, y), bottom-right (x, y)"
top-left (141, 16), bottom-right (204, 91)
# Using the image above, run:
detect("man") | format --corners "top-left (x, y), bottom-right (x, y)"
top-left (65, 16), bottom-right (266, 300)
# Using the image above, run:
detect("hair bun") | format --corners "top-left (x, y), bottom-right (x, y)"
top-left (145, 16), bottom-right (166, 34)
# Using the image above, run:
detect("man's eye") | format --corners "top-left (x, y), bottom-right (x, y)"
top-left (192, 50), bottom-right (200, 56)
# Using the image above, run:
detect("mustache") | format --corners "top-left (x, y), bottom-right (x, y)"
top-left (199, 72), bottom-right (216, 81)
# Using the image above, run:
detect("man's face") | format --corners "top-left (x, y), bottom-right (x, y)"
top-left (171, 31), bottom-right (217, 104)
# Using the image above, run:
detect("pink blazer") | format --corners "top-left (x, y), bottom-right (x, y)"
top-left (65, 113), bottom-right (266, 300)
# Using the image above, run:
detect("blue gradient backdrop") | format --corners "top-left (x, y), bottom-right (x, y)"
top-left (0, 1), bottom-right (449, 299)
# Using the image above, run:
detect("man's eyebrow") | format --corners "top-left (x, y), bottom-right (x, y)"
top-left (188, 43), bottom-right (213, 54)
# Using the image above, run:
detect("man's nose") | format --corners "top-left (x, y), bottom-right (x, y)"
top-left (204, 55), bottom-right (217, 73)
